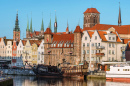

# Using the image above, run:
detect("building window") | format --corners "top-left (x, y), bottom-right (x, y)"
top-left (95, 43), bottom-right (97, 47)
top-left (64, 43), bottom-right (66, 47)
top-left (92, 50), bottom-right (94, 54)
top-left (51, 44), bottom-right (53, 47)
top-left (109, 50), bottom-right (111, 54)
top-left (109, 43), bottom-right (111, 47)
top-left (98, 43), bottom-right (100, 46)
top-left (85, 37), bottom-right (87, 40)
top-left (113, 37), bottom-right (115, 40)
top-left (112, 57), bottom-right (114, 61)
top-left (83, 43), bottom-right (85, 47)
top-left (112, 50), bottom-right (115, 55)
top-left (71, 44), bottom-right (73, 47)
top-left (60, 44), bottom-right (62, 47)
top-left (87, 43), bottom-right (89, 47)
top-left (67, 44), bottom-right (69, 47)
top-left (87, 50), bottom-right (89, 54)
top-left (109, 57), bottom-right (111, 61)
top-left (83, 50), bottom-right (85, 54)
top-left (109, 37), bottom-right (111, 40)
top-left (54, 44), bottom-right (56, 47)
top-left (112, 44), bottom-right (115, 48)
top-left (95, 36), bottom-right (97, 40)
top-left (92, 43), bottom-right (94, 47)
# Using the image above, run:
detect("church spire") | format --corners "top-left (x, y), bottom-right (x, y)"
top-left (54, 10), bottom-right (57, 33)
top-left (41, 18), bottom-right (44, 31)
top-left (14, 10), bottom-right (20, 31)
top-left (49, 13), bottom-right (51, 30)
top-left (118, 2), bottom-right (121, 26)
top-left (26, 18), bottom-right (29, 32)
top-left (30, 17), bottom-right (33, 33)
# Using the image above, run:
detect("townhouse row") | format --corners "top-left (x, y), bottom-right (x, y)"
top-left (0, 38), bottom-right (44, 65)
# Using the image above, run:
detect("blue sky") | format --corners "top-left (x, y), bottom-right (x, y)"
top-left (0, 0), bottom-right (130, 39)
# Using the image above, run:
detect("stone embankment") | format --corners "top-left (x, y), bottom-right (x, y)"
top-left (0, 69), bottom-right (35, 76)
top-left (0, 76), bottom-right (13, 86)
top-left (87, 71), bottom-right (106, 79)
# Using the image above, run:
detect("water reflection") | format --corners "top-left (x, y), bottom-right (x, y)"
top-left (7, 75), bottom-right (130, 86)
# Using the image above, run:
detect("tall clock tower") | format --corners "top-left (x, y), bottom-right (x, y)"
top-left (13, 11), bottom-right (20, 42)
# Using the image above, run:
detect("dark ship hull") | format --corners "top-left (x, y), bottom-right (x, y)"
top-left (32, 64), bottom-right (63, 78)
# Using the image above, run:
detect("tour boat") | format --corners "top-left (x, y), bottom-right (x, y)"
top-left (106, 65), bottom-right (130, 82)
top-left (32, 64), bottom-right (63, 78)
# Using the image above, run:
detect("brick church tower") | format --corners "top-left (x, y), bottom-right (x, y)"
top-left (13, 11), bottom-right (20, 42)
top-left (44, 27), bottom-right (52, 65)
top-left (83, 8), bottom-right (100, 28)
top-left (74, 25), bottom-right (82, 65)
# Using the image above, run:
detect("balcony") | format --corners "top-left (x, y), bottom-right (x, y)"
top-left (96, 46), bottom-right (105, 49)
top-left (96, 53), bottom-right (105, 56)
top-left (121, 46), bottom-right (126, 51)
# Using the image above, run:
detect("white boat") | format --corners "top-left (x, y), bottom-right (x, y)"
top-left (106, 64), bottom-right (130, 82)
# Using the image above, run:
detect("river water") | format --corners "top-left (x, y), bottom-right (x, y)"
top-left (7, 75), bottom-right (130, 86)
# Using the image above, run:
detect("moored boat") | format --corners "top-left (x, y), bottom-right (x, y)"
top-left (32, 64), bottom-right (63, 78)
top-left (106, 64), bottom-right (130, 82)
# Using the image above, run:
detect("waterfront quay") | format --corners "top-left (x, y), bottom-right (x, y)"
top-left (0, 69), bottom-right (35, 76)
top-left (0, 76), bottom-right (13, 86)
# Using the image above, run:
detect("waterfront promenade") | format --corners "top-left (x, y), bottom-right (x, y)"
top-left (0, 69), bottom-right (35, 76)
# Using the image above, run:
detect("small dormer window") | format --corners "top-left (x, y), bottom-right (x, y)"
top-left (64, 43), bottom-right (66, 47)
top-left (60, 44), bottom-right (62, 47)
top-left (54, 44), bottom-right (56, 47)
top-left (67, 43), bottom-right (69, 47)
top-left (58, 44), bottom-right (60, 47)
top-left (113, 37), bottom-right (115, 40)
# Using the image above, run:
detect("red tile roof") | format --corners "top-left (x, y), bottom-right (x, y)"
top-left (51, 34), bottom-right (74, 48)
top-left (29, 40), bottom-right (41, 46)
top-left (88, 31), bottom-right (94, 38)
top-left (74, 26), bottom-right (82, 33)
top-left (98, 31), bottom-right (107, 41)
top-left (86, 24), bottom-right (130, 34)
top-left (84, 8), bottom-right (100, 14)
top-left (44, 28), bottom-right (52, 34)
top-left (122, 39), bottom-right (130, 44)
top-left (22, 40), bottom-right (27, 46)
top-left (34, 31), bottom-right (40, 36)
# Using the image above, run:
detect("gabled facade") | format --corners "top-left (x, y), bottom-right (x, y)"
top-left (32, 43), bottom-right (39, 65)
top-left (22, 40), bottom-right (32, 65)
top-left (17, 40), bottom-right (26, 57)
top-left (6, 40), bottom-right (13, 57)
top-left (37, 39), bottom-right (44, 64)
top-left (81, 30), bottom-right (123, 71)
top-left (0, 37), bottom-right (7, 57)
top-left (12, 41), bottom-right (18, 57)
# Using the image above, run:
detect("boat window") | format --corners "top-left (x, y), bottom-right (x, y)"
top-left (128, 69), bottom-right (129, 71)
top-left (118, 69), bottom-right (120, 71)
top-left (123, 69), bottom-right (125, 71)
top-left (125, 69), bottom-right (127, 71)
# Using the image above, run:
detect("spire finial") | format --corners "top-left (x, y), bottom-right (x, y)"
top-left (41, 12), bottom-right (44, 31)
top-left (49, 13), bottom-right (51, 30)
top-left (14, 10), bottom-right (20, 31)
top-left (30, 12), bottom-right (33, 33)
top-left (26, 15), bottom-right (29, 32)
top-left (118, 2), bottom-right (121, 26)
